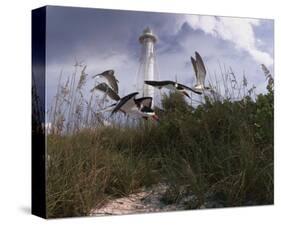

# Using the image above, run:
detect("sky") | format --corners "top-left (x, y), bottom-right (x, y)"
top-left (46, 6), bottom-right (274, 109)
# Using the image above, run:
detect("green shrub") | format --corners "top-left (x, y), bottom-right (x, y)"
top-left (47, 75), bottom-right (273, 217)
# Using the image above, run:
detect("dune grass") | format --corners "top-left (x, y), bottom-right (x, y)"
top-left (46, 65), bottom-right (273, 218)
top-left (46, 89), bottom-right (273, 217)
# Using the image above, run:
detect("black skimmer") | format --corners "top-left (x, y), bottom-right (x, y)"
top-left (92, 70), bottom-right (119, 94)
top-left (144, 80), bottom-right (202, 98)
top-left (111, 92), bottom-right (159, 121)
top-left (191, 52), bottom-right (210, 92)
top-left (91, 82), bottom-right (120, 101)
top-left (91, 83), bottom-right (158, 121)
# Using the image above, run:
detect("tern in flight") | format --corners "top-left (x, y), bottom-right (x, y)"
top-left (92, 70), bottom-right (119, 94)
top-left (145, 52), bottom-right (210, 97)
top-left (190, 52), bottom-right (210, 93)
top-left (91, 83), bottom-right (159, 121)
top-left (144, 80), bottom-right (202, 98)
top-left (111, 92), bottom-right (159, 121)
top-left (91, 82), bottom-right (120, 102)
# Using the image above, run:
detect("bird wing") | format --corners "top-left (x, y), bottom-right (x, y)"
top-left (111, 92), bottom-right (139, 115)
top-left (93, 70), bottom-right (119, 93)
top-left (190, 56), bottom-right (198, 82)
top-left (177, 83), bottom-right (202, 95)
top-left (135, 97), bottom-right (152, 109)
top-left (91, 82), bottom-right (120, 101)
top-left (195, 52), bottom-right (206, 85)
top-left (103, 70), bottom-right (119, 94)
top-left (145, 80), bottom-right (175, 89)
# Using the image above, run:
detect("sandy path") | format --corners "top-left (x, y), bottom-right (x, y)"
top-left (90, 184), bottom-right (189, 216)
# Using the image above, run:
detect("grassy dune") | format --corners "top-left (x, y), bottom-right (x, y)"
top-left (46, 81), bottom-right (273, 217)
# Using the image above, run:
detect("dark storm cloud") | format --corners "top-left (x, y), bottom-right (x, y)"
top-left (45, 6), bottom-right (184, 107)
top-left (46, 6), bottom-right (181, 63)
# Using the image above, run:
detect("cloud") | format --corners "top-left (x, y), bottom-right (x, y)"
top-left (183, 15), bottom-right (273, 66)
top-left (46, 49), bottom-right (140, 109)
top-left (45, 7), bottom-right (274, 112)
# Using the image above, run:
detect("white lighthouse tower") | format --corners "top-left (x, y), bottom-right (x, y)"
top-left (137, 27), bottom-right (158, 106)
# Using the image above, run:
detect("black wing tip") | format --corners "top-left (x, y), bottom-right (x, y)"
top-left (195, 51), bottom-right (204, 61)
top-left (94, 69), bottom-right (114, 76)
top-left (195, 51), bottom-right (200, 57)
top-left (188, 86), bottom-right (203, 95)
top-left (178, 83), bottom-right (202, 95)
top-left (110, 105), bottom-right (120, 115)
top-left (103, 69), bottom-right (113, 73)
top-left (194, 90), bottom-right (203, 95)
top-left (144, 80), bottom-right (160, 87)
top-left (182, 91), bottom-right (191, 98)
top-left (132, 92), bottom-right (139, 98)
top-left (145, 80), bottom-right (174, 85)
top-left (123, 92), bottom-right (139, 100)
top-left (195, 51), bottom-right (205, 62)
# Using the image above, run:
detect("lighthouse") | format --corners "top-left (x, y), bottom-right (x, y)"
top-left (137, 27), bottom-right (157, 106)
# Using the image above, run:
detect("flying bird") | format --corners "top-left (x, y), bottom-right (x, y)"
top-left (90, 82), bottom-right (120, 101)
top-left (144, 80), bottom-right (202, 98)
top-left (91, 83), bottom-right (158, 121)
top-left (134, 96), bottom-right (153, 109)
top-left (92, 70), bottom-right (119, 94)
top-left (191, 52), bottom-right (210, 92)
top-left (111, 92), bottom-right (159, 121)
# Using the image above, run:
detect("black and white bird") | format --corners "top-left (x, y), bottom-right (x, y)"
top-left (144, 80), bottom-right (202, 98)
top-left (111, 92), bottom-right (159, 121)
top-left (92, 70), bottom-right (119, 94)
top-left (91, 82), bottom-right (159, 121)
top-left (190, 52), bottom-right (210, 92)
top-left (91, 82), bottom-right (120, 101)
